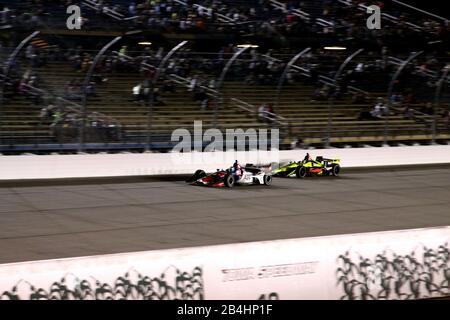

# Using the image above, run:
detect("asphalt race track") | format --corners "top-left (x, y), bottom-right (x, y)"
top-left (0, 166), bottom-right (449, 264)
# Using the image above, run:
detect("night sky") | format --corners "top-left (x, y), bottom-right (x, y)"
top-left (396, 0), bottom-right (449, 19)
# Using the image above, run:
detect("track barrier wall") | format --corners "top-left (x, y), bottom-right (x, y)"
top-left (1, 145), bottom-right (450, 180)
top-left (0, 227), bottom-right (449, 300)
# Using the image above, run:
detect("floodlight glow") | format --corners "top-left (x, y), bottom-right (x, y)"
top-left (236, 44), bottom-right (259, 48)
top-left (324, 46), bottom-right (347, 50)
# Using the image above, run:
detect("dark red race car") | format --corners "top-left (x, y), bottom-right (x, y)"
top-left (186, 165), bottom-right (272, 188)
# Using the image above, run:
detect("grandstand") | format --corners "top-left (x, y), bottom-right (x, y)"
top-left (0, 0), bottom-right (449, 154)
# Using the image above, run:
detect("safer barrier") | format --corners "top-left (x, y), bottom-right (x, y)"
top-left (0, 227), bottom-right (448, 299)
top-left (0, 145), bottom-right (450, 180)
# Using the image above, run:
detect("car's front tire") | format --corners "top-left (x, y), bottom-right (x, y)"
top-left (263, 174), bottom-right (272, 186)
top-left (186, 169), bottom-right (206, 183)
top-left (296, 166), bottom-right (307, 178)
top-left (194, 169), bottom-right (206, 179)
top-left (224, 173), bottom-right (235, 188)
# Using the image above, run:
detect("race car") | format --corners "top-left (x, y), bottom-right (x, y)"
top-left (272, 154), bottom-right (341, 178)
top-left (186, 163), bottom-right (273, 188)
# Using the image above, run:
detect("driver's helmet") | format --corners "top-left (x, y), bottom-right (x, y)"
top-left (304, 153), bottom-right (312, 161)
top-left (233, 160), bottom-right (242, 175)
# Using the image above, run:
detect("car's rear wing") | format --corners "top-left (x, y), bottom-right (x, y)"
top-left (315, 156), bottom-right (340, 164)
top-left (245, 163), bottom-right (273, 173)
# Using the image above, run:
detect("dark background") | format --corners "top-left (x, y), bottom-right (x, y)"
top-left (397, 0), bottom-right (449, 18)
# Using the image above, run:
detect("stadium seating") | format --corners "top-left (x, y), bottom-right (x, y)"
top-left (1, 53), bottom-right (448, 152)
top-left (0, 1), bottom-right (448, 153)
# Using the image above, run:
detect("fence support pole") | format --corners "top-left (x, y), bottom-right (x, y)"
top-left (0, 31), bottom-right (40, 146)
top-left (274, 47), bottom-right (311, 114)
top-left (385, 51), bottom-right (423, 146)
top-left (214, 46), bottom-right (249, 128)
top-left (145, 40), bottom-right (188, 152)
top-left (326, 48), bottom-right (364, 148)
top-left (79, 36), bottom-right (123, 153)
top-left (432, 64), bottom-right (450, 144)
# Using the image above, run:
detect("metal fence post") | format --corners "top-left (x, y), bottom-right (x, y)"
top-left (0, 31), bottom-right (40, 146)
top-left (274, 47), bottom-right (311, 114)
top-left (145, 40), bottom-right (188, 152)
top-left (79, 36), bottom-right (123, 153)
top-left (385, 51), bottom-right (423, 146)
top-left (326, 48), bottom-right (364, 148)
top-left (432, 64), bottom-right (450, 144)
top-left (214, 46), bottom-right (249, 128)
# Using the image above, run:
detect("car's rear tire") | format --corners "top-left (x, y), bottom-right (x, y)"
top-left (296, 166), bottom-right (307, 178)
top-left (263, 174), bottom-right (272, 186)
top-left (194, 169), bottom-right (206, 179)
top-left (224, 173), bottom-right (235, 188)
top-left (331, 165), bottom-right (340, 177)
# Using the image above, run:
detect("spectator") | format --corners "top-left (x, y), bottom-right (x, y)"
top-left (402, 105), bottom-right (414, 120)
top-left (258, 103), bottom-right (267, 122)
top-left (39, 104), bottom-right (55, 125)
top-left (370, 98), bottom-right (387, 118)
top-left (311, 84), bottom-right (330, 101)
top-left (266, 104), bottom-right (276, 124)
top-left (352, 91), bottom-right (369, 104)
top-left (162, 79), bottom-right (175, 93)
top-left (132, 81), bottom-right (149, 103)
top-left (420, 102), bottom-right (433, 115)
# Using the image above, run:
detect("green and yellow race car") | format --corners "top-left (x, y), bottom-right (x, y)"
top-left (272, 153), bottom-right (341, 178)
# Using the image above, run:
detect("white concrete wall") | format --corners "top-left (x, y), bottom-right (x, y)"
top-left (0, 145), bottom-right (449, 180)
top-left (0, 227), bottom-right (448, 300)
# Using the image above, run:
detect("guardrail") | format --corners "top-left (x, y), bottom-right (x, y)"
top-left (0, 226), bottom-right (448, 299)
top-left (1, 145), bottom-right (450, 180)
top-left (261, 54), bottom-right (311, 77)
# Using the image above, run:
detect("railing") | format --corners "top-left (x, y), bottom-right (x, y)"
top-left (261, 55), bottom-right (311, 77)
top-left (22, 84), bottom-right (121, 125)
top-left (173, 0), bottom-right (237, 25)
top-left (318, 75), bottom-right (369, 95)
top-left (1, 46), bottom-right (448, 153)
top-left (337, 0), bottom-right (424, 32)
top-left (111, 51), bottom-right (157, 72)
top-left (230, 97), bottom-right (289, 127)
top-left (82, 0), bottom-right (139, 22)
top-left (262, 52), bottom-right (370, 96)
top-left (170, 63), bottom-right (288, 128)
top-left (269, 0), bottom-right (311, 23)
top-left (316, 18), bottom-right (334, 28)
top-left (170, 74), bottom-right (219, 98)
top-left (387, 55), bottom-right (450, 89)
top-left (173, 0), bottom-right (187, 5)
top-left (391, 0), bottom-right (448, 22)
top-left (192, 4), bottom-right (236, 24)
top-left (230, 97), bottom-right (254, 114)
top-left (0, 9), bottom-right (12, 28)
